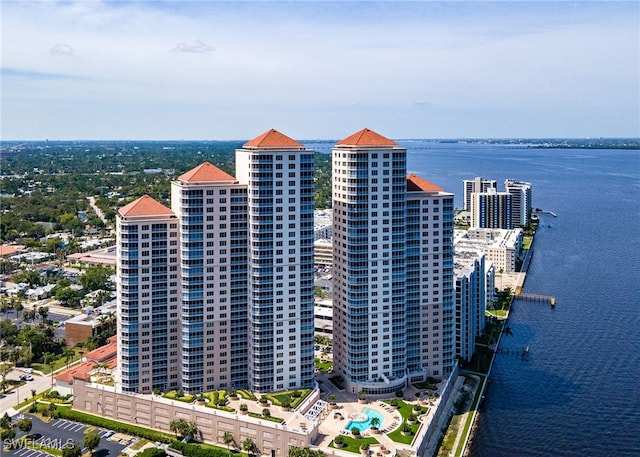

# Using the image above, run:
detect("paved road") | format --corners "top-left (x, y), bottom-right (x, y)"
top-left (0, 370), bottom-right (55, 417)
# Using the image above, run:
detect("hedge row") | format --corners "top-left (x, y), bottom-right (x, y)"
top-left (169, 441), bottom-right (232, 457)
top-left (55, 407), bottom-right (173, 443)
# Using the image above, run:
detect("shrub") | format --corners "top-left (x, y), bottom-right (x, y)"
top-left (239, 404), bottom-right (248, 412)
top-left (360, 443), bottom-right (370, 450)
top-left (259, 396), bottom-right (269, 404)
top-left (0, 428), bottom-right (16, 439)
top-left (395, 389), bottom-right (403, 398)
top-left (389, 399), bottom-right (398, 407)
top-left (351, 427), bottom-right (360, 436)
top-left (334, 436), bottom-right (344, 446)
top-left (262, 408), bottom-right (271, 418)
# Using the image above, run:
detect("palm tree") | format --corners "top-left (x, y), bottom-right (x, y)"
top-left (242, 438), bottom-right (256, 457)
top-left (369, 416), bottom-right (381, 431)
top-left (223, 431), bottom-right (235, 452)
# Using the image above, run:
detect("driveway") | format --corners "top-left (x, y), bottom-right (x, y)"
top-left (5, 414), bottom-right (128, 457)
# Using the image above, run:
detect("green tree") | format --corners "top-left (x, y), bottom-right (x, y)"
top-left (83, 432), bottom-right (101, 455)
top-left (0, 362), bottom-right (14, 393)
top-left (79, 265), bottom-right (113, 293)
top-left (37, 305), bottom-right (49, 322)
top-left (17, 418), bottom-right (32, 432)
top-left (62, 444), bottom-right (82, 457)
top-left (223, 431), bottom-right (235, 451)
top-left (242, 438), bottom-right (257, 457)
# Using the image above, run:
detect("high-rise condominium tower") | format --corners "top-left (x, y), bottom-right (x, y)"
top-left (332, 129), bottom-right (455, 395)
top-left (171, 162), bottom-right (248, 393)
top-left (117, 196), bottom-right (181, 393)
top-left (463, 177), bottom-right (497, 211)
top-left (235, 129), bottom-right (316, 393)
top-left (504, 179), bottom-right (532, 228)
top-left (470, 189), bottom-right (513, 229)
top-left (117, 129), bottom-right (315, 394)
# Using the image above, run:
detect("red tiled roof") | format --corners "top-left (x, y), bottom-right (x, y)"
top-left (407, 174), bottom-right (444, 192)
top-left (178, 162), bottom-right (236, 183)
top-left (84, 341), bottom-right (117, 363)
top-left (119, 195), bottom-right (174, 217)
top-left (0, 245), bottom-right (19, 257)
top-left (243, 129), bottom-right (303, 148)
top-left (336, 128), bottom-right (397, 147)
top-left (55, 361), bottom-right (94, 383)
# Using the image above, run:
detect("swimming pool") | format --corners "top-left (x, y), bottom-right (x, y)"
top-left (344, 407), bottom-right (384, 432)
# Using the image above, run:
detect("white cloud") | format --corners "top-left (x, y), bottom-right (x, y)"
top-left (50, 43), bottom-right (74, 55)
top-left (170, 40), bottom-right (215, 54)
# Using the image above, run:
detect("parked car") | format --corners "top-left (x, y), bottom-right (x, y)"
top-left (20, 374), bottom-right (34, 381)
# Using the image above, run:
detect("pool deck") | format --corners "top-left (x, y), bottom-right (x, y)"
top-left (312, 373), bottom-right (447, 457)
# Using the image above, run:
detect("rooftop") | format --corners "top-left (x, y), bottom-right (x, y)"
top-left (407, 174), bottom-right (444, 192)
top-left (336, 128), bottom-right (397, 147)
top-left (119, 195), bottom-right (174, 218)
top-left (178, 162), bottom-right (236, 183)
top-left (243, 129), bottom-right (304, 149)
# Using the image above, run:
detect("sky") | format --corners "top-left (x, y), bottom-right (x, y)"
top-left (1, 1), bottom-right (639, 140)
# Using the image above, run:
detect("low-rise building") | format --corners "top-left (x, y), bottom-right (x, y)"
top-left (454, 228), bottom-right (523, 272)
top-left (64, 300), bottom-right (117, 347)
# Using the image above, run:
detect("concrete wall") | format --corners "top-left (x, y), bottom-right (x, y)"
top-left (72, 381), bottom-right (317, 456)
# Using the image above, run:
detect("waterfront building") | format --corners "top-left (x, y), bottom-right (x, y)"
top-left (454, 252), bottom-right (487, 362)
top-left (406, 174), bottom-right (456, 379)
top-left (235, 129), bottom-right (316, 393)
top-left (454, 228), bottom-right (523, 273)
top-left (470, 188), bottom-right (513, 229)
top-left (332, 129), bottom-right (455, 394)
top-left (171, 162), bottom-right (248, 393)
top-left (116, 195), bottom-right (181, 393)
top-left (463, 177), bottom-right (497, 211)
top-left (504, 179), bottom-right (532, 228)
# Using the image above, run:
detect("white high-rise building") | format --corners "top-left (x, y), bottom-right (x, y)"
top-left (454, 253), bottom-right (487, 362)
top-left (171, 162), bottom-right (248, 393)
top-left (504, 179), bottom-right (532, 228)
top-left (116, 195), bottom-right (181, 393)
top-left (463, 177), bottom-right (497, 211)
top-left (236, 129), bottom-right (315, 393)
top-left (332, 129), bottom-right (455, 395)
top-left (471, 189), bottom-right (513, 229)
top-left (406, 174), bottom-right (456, 379)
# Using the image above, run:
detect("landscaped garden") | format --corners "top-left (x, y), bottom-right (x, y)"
top-left (383, 400), bottom-right (429, 444)
top-left (329, 435), bottom-right (379, 453)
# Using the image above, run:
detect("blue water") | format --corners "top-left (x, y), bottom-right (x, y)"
top-left (345, 407), bottom-right (385, 432)
top-left (399, 141), bottom-right (640, 456)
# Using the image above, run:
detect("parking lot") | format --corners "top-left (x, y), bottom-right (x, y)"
top-left (5, 414), bottom-right (129, 457)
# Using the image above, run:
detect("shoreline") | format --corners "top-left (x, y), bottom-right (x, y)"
top-left (451, 225), bottom-right (539, 457)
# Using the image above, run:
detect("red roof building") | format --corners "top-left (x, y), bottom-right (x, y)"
top-left (118, 195), bottom-right (174, 218)
top-left (178, 162), bottom-right (237, 183)
top-left (243, 129), bottom-right (304, 149)
top-left (336, 128), bottom-right (397, 147)
top-left (407, 174), bottom-right (444, 192)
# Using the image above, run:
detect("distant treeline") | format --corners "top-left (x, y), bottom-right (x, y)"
top-left (0, 141), bottom-right (332, 243)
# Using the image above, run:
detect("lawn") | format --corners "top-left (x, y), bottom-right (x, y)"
top-left (314, 358), bottom-right (333, 373)
top-left (329, 435), bottom-right (379, 454)
top-left (382, 400), bottom-right (428, 444)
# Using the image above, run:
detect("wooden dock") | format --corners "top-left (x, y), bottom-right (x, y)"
top-left (517, 293), bottom-right (556, 307)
